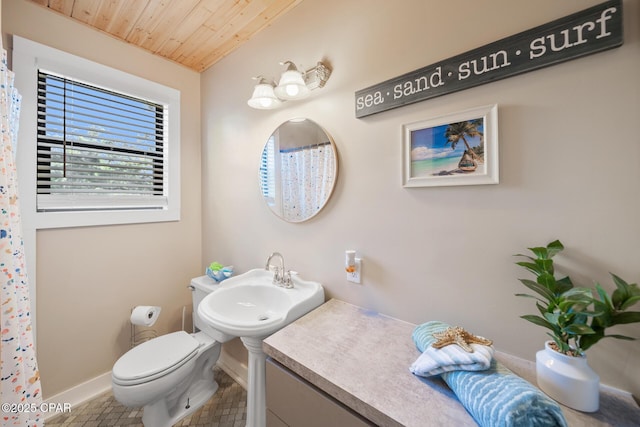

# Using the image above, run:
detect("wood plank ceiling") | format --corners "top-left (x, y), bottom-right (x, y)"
top-left (28, 0), bottom-right (303, 72)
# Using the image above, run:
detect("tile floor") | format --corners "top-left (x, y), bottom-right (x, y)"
top-left (46, 367), bottom-right (246, 426)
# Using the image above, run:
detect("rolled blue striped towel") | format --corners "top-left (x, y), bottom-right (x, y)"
top-left (412, 321), bottom-right (568, 427)
top-left (410, 321), bottom-right (494, 376)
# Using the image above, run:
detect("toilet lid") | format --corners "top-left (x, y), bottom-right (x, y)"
top-left (112, 331), bottom-right (200, 383)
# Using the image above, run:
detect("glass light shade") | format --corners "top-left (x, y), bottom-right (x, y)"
top-left (275, 63), bottom-right (310, 100)
top-left (248, 81), bottom-right (282, 109)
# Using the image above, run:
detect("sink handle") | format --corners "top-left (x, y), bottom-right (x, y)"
top-left (271, 266), bottom-right (282, 285)
top-left (282, 270), bottom-right (294, 288)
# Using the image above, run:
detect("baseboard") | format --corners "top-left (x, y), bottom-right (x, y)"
top-left (216, 351), bottom-right (248, 390)
top-left (42, 353), bottom-right (247, 421)
top-left (43, 371), bottom-right (112, 420)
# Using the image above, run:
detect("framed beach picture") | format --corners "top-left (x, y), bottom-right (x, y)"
top-left (402, 104), bottom-right (499, 187)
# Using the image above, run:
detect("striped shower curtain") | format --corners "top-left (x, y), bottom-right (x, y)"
top-left (0, 44), bottom-right (43, 426)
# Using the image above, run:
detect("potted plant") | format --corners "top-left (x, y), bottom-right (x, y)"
top-left (514, 239), bottom-right (640, 412)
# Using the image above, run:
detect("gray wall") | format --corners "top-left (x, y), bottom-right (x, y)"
top-left (201, 0), bottom-right (640, 397)
top-left (3, 0), bottom-right (202, 398)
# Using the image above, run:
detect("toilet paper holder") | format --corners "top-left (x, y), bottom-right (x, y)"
top-left (130, 306), bottom-right (161, 348)
top-left (130, 324), bottom-right (158, 348)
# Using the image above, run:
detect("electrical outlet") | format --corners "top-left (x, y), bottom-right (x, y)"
top-left (347, 258), bottom-right (361, 284)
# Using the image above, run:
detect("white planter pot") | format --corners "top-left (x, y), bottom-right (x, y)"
top-left (536, 341), bottom-right (600, 412)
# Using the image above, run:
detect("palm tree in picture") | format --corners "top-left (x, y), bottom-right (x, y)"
top-left (444, 119), bottom-right (484, 172)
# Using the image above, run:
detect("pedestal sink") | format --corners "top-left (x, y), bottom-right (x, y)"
top-left (198, 268), bottom-right (324, 427)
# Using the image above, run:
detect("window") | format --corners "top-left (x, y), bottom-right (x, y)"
top-left (14, 36), bottom-right (180, 228)
top-left (37, 71), bottom-right (167, 212)
top-left (260, 135), bottom-right (276, 206)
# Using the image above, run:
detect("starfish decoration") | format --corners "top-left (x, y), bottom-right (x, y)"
top-left (431, 326), bottom-right (493, 353)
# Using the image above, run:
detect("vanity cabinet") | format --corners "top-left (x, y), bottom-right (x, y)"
top-left (266, 358), bottom-right (373, 427)
top-left (263, 299), bottom-right (640, 426)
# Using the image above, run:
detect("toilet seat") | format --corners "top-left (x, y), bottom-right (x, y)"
top-left (112, 331), bottom-right (200, 386)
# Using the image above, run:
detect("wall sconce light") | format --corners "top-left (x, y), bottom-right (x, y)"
top-left (248, 60), bottom-right (331, 109)
top-left (247, 76), bottom-right (282, 110)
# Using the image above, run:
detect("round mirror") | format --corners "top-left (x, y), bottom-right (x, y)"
top-left (259, 118), bottom-right (338, 222)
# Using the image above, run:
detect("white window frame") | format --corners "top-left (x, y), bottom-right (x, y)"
top-left (13, 36), bottom-right (181, 229)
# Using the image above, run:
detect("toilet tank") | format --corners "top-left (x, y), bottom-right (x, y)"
top-left (190, 276), bottom-right (234, 343)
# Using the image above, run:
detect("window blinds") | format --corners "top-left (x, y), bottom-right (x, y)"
top-left (36, 71), bottom-right (167, 211)
top-left (260, 135), bottom-right (276, 206)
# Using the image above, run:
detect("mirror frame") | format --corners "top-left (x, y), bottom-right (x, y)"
top-left (259, 118), bottom-right (338, 223)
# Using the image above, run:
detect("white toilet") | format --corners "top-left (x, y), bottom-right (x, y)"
top-left (111, 276), bottom-right (234, 427)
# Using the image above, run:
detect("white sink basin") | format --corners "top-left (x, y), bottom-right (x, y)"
top-left (197, 268), bottom-right (324, 338)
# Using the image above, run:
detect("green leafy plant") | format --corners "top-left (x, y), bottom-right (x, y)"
top-left (515, 239), bottom-right (640, 356)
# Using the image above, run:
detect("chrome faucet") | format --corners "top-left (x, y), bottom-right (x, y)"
top-left (265, 252), bottom-right (293, 288)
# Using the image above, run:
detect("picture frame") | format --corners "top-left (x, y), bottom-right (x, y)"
top-left (402, 104), bottom-right (499, 187)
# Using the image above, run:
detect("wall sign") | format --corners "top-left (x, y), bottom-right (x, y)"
top-left (355, 0), bottom-right (622, 118)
